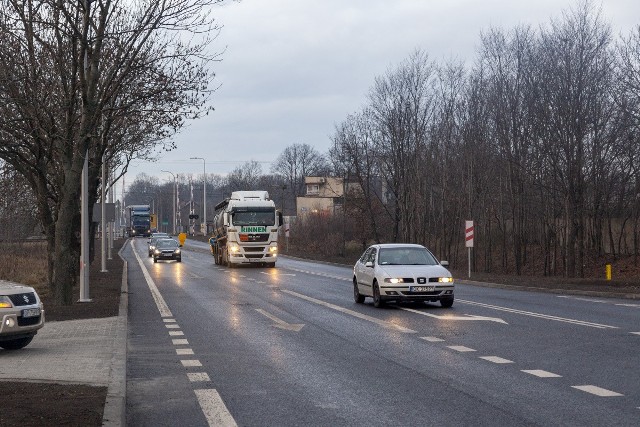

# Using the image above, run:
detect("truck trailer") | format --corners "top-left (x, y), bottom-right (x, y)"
top-left (210, 191), bottom-right (282, 267)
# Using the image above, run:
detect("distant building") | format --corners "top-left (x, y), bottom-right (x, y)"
top-left (296, 176), bottom-right (362, 217)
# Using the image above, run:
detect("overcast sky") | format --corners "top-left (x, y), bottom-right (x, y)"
top-left (124, 0), bottom-right (639, 190)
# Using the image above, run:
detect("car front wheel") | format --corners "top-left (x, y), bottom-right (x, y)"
top-left (0, 336), bottom-right (33, 350)
top-left (440, 297), bottom-right (454, 308)
top-left (353, 278), bottom-right (365, 304)
top-left (373, 281), bottom-right (385, 308)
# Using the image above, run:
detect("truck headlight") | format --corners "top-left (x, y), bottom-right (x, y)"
top-left (229, 243), bottom-right (240, 253)
top-left (269, 246), bottom-right (278, 253)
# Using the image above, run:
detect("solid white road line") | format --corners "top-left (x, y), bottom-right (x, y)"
top-left (616, 303), bottom-right (640, 308)
top-left (176, 348), bottom-right (195, 355)
top-left (194, 389), bottom-right (238, 427)
top-left (448, 345), bottom-right (476, 352)
top-left (557, 296), bottom-right (607, 303)
top-left (132, 240), bottom-right (238, 426)
top-left (480, 356), bottom-right (514, 364)
top-left (572, 385), bottom-right (623, 397)
top-left (522, 370), bottom-right (562, 378)
top-left (281, 289), bottom-right (416, 333)
top-left (457, 299), bottom-right (618, 329)
top-left (131, 240), bottom-right (173, 317)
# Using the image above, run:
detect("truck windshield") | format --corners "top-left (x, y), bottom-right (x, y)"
top-left (232, 210), bottom-right (275, 226)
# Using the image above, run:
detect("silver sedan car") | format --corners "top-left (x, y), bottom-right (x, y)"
top-left (353, 243), bottom-right (454, 308)
top-left (0, 280), bottom-right (45, 350)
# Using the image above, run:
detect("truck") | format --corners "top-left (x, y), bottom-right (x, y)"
top-left (210, 191), bottom-right (282, 267)
top-left (126, 204), bottom-right (151, 237)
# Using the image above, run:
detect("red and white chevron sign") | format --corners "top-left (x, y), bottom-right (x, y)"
top-left (465, 220), bottom-right (474, 248)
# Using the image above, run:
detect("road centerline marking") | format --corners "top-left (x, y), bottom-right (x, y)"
top-left (448, 345), bottom-right (476, 352)
top-left (281, 289), bottom-right (416, 333)
top-left (480, 356), bottom-right (513, 364)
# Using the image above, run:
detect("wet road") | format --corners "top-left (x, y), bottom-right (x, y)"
top-left (125, 238), bottom-right (640, 426)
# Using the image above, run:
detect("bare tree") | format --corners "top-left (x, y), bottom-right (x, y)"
top-left (0, 0), bottom-right (221, 303)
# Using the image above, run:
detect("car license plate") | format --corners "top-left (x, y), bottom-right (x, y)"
top-left (410, 286), bottom-right (435, 292)
top-left (22, 308), bottom-right (40, 318)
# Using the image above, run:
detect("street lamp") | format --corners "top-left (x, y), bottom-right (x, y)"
top-left (161, 170), bottom-right (176, 235)
top-left (190, 157), bottom-right (206, 234)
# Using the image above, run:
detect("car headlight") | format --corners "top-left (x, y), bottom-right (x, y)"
top-left (438, 277), bottom-right (454, 283)
top-left (154, 249), bottom-right (160, 254)
top-left (0, 296), bottom-right (13, 308)
top-left (174, 249), bottom-right (181, 254)
top-left (384, 278), bottom-right (405, 284)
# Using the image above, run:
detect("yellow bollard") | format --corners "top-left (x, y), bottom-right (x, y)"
top-left (178, 232), bottom-right (187, 247)
top-left (605, 264), bottom-right (612, 281)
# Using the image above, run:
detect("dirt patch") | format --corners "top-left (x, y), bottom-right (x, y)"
top-left (0, 381), bottom-right (107, 427)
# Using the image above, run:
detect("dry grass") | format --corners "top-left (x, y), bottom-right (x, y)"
top-left (0, 242), bottom-right (49, 298)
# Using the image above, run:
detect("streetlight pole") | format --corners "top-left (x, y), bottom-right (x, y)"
top-left (190, 157), bottom-right (206, 235)
top-left (161, 170), bottom-right (177, 235)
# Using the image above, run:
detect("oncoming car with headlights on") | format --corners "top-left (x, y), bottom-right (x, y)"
top-left (153, 239), bottom-right (182, 263)
top-left (353, 243), bottom-right (454, 308)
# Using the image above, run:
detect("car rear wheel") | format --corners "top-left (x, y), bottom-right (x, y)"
top-left (440, 297), bottom-right (454, 308)
top-left (353, 278), bottom-right (365, 304)
top-left (373, 281), bottom-right (384, 308)
top-left (0, 336), bottom-right (33, 350)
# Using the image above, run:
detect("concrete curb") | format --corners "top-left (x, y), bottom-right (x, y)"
top-left (102, 245), bottom-right (128, 427)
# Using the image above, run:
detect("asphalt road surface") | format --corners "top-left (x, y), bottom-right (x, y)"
top-left (124, 238), bottom-right (640, 426)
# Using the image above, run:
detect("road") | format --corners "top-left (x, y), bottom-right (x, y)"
top-left (124, 238), bottom-right (640, 426)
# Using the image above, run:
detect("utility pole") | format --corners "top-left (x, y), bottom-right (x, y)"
top-left (191, 157), bottom-right (206, 234)
top-left (162, 170), bottom-right (177, 235)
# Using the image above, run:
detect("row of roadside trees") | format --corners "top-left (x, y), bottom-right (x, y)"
top-left (330, 2), bottom-right (640, 278)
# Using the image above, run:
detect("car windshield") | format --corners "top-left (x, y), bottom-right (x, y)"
top-left (377, 247), bottom-right (438, 266)
top-left (156, 240), bottom-right (178, 249)
top-left (231, 209), bottom-right (275, 226)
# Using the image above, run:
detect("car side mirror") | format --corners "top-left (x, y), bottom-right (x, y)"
top-left (365, 261), bottom-right (374, 268)
top-left (440, 260), bottom-right (449, 267)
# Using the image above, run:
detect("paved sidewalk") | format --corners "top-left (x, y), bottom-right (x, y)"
top-left (0, 259), bottom-right (129, 426)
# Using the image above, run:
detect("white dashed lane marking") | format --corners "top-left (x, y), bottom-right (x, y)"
top-left (172, 339), bottom-right (189, 345)
top-left (421, 336), bottom-right (445, 342)
top-left (480, 356), bottom-right (514, 364)
top-left (194, 389), bottom-right (238, 427)
top-left (572, 385), bottom-right (624, 397)
top-left (181, 360), bottom-right (203, 368)
top-left (166, 324), bottom-right (180, 329)
top-left (522, 370), bottom-right (562, 378)
top-left (188, 372), bottom-right (211, 382)
top-left (176, 348), bottom-right (195, 355)
top-left (448, 345), bottom-right (476, 352)
top-left (163, 319), bottom-right (177, 323)
top-left (169, 331), bottom-right (184, 336)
